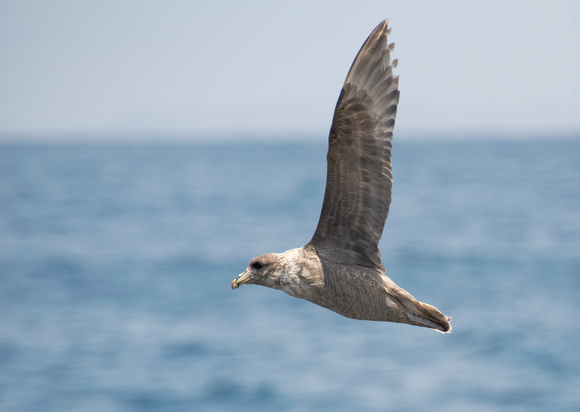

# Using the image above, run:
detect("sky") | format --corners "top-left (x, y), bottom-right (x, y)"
top-left (2, 0), bottom-right (579, 140)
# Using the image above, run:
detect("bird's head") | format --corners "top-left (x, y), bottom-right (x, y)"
top-left (231, 253), bottom-right (284, 290)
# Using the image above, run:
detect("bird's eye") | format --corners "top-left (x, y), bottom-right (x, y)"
top-left (251, 261), bottom-right (264, 270)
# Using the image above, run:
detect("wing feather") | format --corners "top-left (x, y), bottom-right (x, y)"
top-left (308, 20), bottom-right (400, 271)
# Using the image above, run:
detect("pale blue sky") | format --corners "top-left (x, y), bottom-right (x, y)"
top-left (2, 0), bottom-right (579, 140)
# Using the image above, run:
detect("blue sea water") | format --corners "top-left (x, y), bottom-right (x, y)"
top-left (1, 137), bottom-right (579, 411)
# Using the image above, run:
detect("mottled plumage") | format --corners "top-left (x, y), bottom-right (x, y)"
top-left (232, 20), bottom-right (452, 332)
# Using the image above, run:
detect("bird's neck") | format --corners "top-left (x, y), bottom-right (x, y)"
top-left (278, 248), bottom-right (324, 302)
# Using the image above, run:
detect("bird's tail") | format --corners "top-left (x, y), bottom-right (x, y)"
top-left (406, 300), bottom-right (452, 333)
top-left (392, 285), bottom-right (452, 333)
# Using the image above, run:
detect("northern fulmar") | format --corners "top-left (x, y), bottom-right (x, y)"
top-left (232, 20), bottom-right (452, 333)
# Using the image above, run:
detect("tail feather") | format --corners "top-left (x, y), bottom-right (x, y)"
top-left (407, 301), bottom-right (452, 333)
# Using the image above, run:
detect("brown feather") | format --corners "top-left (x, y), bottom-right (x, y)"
top-left (308, 20), bottom-right (399, 271)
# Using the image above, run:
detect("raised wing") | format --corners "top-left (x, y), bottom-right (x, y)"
top-left (308, 20), bottom-right (399, 271)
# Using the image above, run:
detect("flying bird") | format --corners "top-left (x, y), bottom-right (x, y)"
top-left (232, 20), bottom-right (452, 332)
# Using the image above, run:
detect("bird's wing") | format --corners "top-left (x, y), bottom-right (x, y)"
top-left (307, 20), bottom-right (399, 271)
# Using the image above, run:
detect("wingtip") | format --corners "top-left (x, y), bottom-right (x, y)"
top-left (343, 18), bottom-right (397, 91)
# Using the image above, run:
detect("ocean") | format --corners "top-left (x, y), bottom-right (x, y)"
top-left (1, 137), bottom-right (579, 411)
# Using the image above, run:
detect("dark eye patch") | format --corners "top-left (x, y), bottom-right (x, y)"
top-left (251, 261), bottom-right (264, 270)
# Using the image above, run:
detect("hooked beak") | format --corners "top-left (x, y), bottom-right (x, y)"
top-left (231, 270), bottom-right (251, 290)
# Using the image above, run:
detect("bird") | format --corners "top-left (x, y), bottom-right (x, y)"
top-left (231, 20), bottom-right (452, 333)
